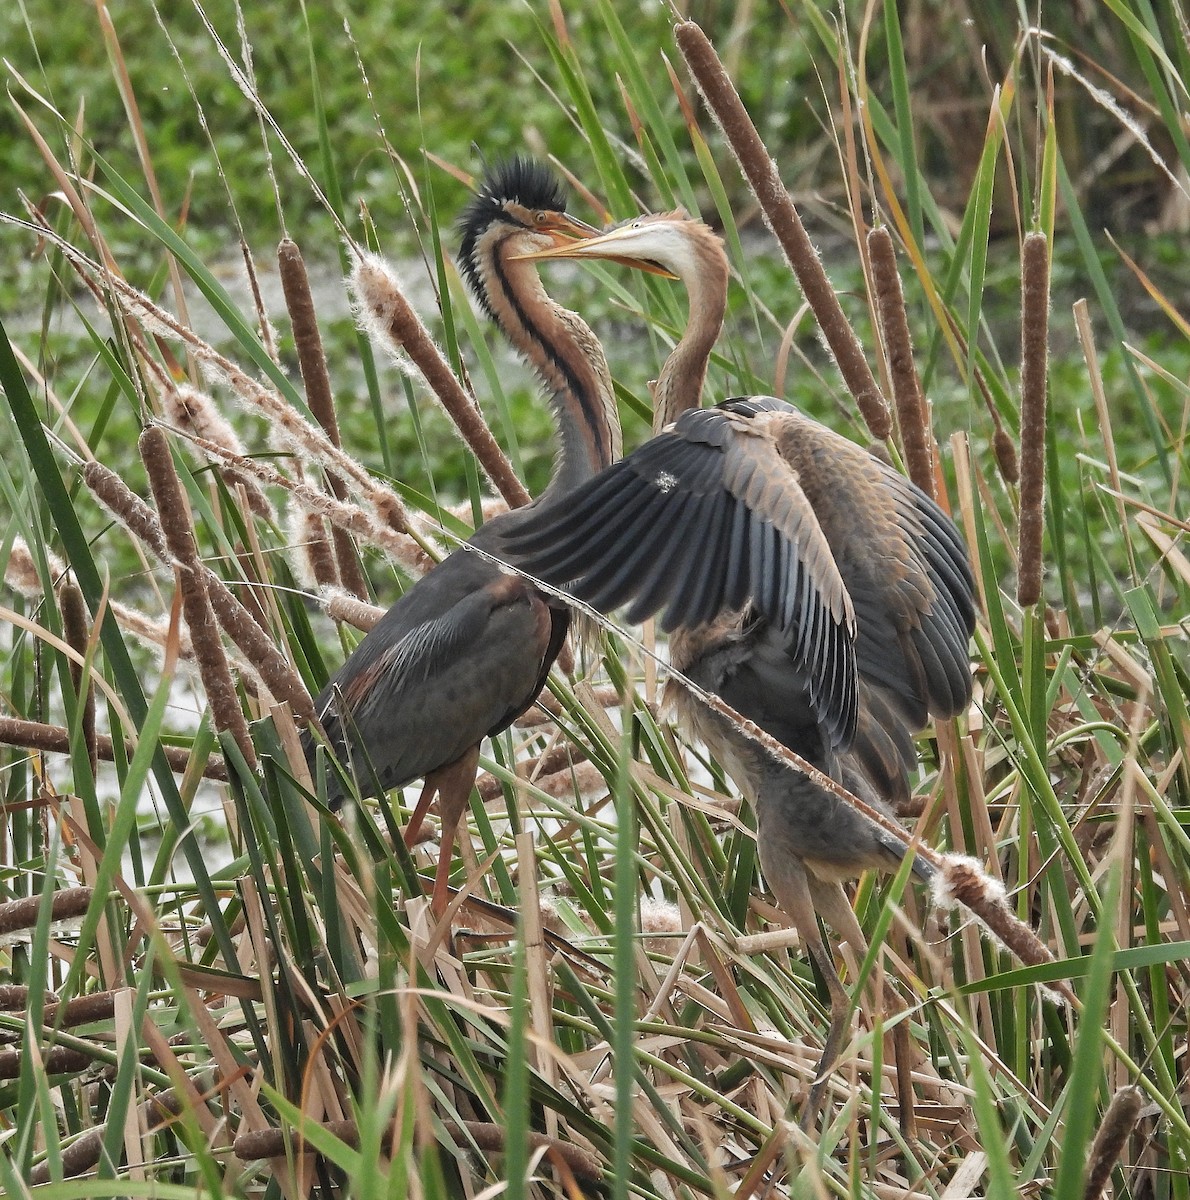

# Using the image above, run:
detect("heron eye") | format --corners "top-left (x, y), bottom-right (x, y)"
top-left (534, 211), bottom-right (550, 226)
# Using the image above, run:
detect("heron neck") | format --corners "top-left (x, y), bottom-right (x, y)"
top-left (653, 243), bottom-right (729, 431)
top-left (478, 234), bottom-right (621, 501)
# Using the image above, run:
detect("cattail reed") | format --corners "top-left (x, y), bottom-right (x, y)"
top-left (0, 887), bottom-right (94, 937)
top-left (82, 461), bottom-right (169, 561)
top-left (1017, 231), bottom-right (1050, 607)
top-left (933, 854), bottom-right (1071, 1002)
top-left (317, 586), bottom-right (384, 632)
top-left (868, 227), bottom-right (935, 496)
top-left (289, 508), bottom-right (340, 590)
top-left (0, 715), bottom-right (226, 780)
top-left (675, 21), bottom-right (891, 439)
top-left (181, 428), bottom-right (428, 572)
top-left (232, 1119), bottom-right (600, 1181)
top-left (1084, 1085), bottom-right (1143, 1199)
top-left (4, 538), bottom-right (65, 598)
top-left (57, 581), bottom-right (97, 776)
top-left (993, 426), bottom-right (1020, 485)
top-left (279, 237), bottom-right (370, 598)
top-left (350, 253), bottom-right (532, 508)
top-left (139, 426), bottom-right (257, 769)
top-left (162, 385), bottom-right (274, 521)
top-left (85, 453), bottom-right (313, 718)
top-left (86, 260), bottom-right (411, 532)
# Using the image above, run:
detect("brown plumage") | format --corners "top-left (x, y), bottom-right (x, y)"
top-left (509, 213), bottom-right (976, 1120)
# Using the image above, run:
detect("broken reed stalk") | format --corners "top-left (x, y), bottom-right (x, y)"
top-left (1017, 231), bottom-right (1050, 606)
top-left (279, 238), bottom-right (370, 598)
top-left (233, 1117), bottom-right (600, 1181)
top-left (57, 581), bottom-right (97, 775)
top-left (868, 227), bottom-right (935, 497)
top-left (350, 254), bottom-right (532, 508)
top-left (675, 20), bottom-right (891, 439)
top-left (666, 666), bottom-right (1067, 993)
top-left (83, 460), bottom-right (316, 721)
top-left (139, 427), bottom-right (257, 769)
top-left (1084, 1084), bottom-right (1143, 1200)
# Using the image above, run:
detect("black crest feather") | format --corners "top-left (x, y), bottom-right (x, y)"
top-left (457, 156), bottom-right (567, 316)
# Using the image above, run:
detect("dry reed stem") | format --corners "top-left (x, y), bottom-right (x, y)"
top-left (656, 651), bottom-right (1061, 983)
top-left (0, 715), bottom-right (227, 781)
top-left (351, 254), bottom-right (532, 508)
top-left (57, 581), bottom-right (97, 776)
top-left (868, 227), bottom-right (935, 496)
top-left (140, 427), bottom-right (256, 768)
top-left (278, 237), bottom-right (370, 598)
top-left (675, 20), bottom-right (891, 439)
top-left (233, 1117), bottom-right (601, 1180)
top-left (1017, 231), bottom-right (1050, 606)
top-left (85, 455), bottom-right (314, 719)
top-left (1084, 1084), bottom-right (1143, 1199)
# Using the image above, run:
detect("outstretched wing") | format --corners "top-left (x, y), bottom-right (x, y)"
top-left (502, 402), bottom-right (858, 749)
top-left (763, 401), bottom-right (976, 728)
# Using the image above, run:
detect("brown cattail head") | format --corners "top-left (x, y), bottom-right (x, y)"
top-left (933, 852), bottom-right (1072, 1003)
top-left (83, 460), bottom-right (170, 562)
top-left (4, 538), bottom-right (65, 598)
top-left (290, 508), bottom-right (340, 591)
top-left (57, 581), bottom-right (97, 776)
top-left (139, 426), bottom-right (257, 769)
top-left (674, 20), bottom-right (891, 439)
top-left (1084, 1085), bottom-right (1144, 1200)
top-left (868, 226), bottom-right (935, 496)
top-left (350, 253), bottom-right (532, 509)
top-left (278, 238), bottom-right (340, 446)
top-left (163, 385), bottom-right (275, 521)
top-left (993, 426), bottom-right (1020, 485)
top-left (1017, 231), bottom-right (1050, 607)
top-left (317, 585), bottom-right (384, 632)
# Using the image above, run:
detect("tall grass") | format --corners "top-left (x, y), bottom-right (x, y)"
top-left (1, 2), bottom-right (1188, 1196)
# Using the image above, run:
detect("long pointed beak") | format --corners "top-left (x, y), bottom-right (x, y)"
top-left (538, 212), bottom-right (601, 247)
top-left (514, 224), bottom-right (677, 279)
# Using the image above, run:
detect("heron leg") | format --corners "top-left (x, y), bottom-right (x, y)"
top-left (407, 744), bottom-right (481, 916)
top-left (763, 855), bottom-right (852, 1128)
top-left (811, 879), bottom-right (918, 1139)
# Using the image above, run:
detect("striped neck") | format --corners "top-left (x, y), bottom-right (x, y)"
top-left (471, 224), bottom-right (621, 501)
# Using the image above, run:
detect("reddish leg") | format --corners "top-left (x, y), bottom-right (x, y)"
top-left (403, 745), bottom-right (481, 915)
